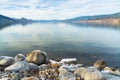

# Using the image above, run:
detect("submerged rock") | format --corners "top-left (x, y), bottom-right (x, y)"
top-left (0, 56), bottom-right (14, 67)
top-left (26, 50), bottom-right (48, 65)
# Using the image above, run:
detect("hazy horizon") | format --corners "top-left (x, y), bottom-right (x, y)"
top-left (0, 0), bottom-right (120, 20)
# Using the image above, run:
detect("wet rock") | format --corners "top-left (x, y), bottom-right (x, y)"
top-left (26, 50), bottom-right (47, 65)
top-left (14, 54), bottom-right (25, 62)
top-left (5, 61), bottom-right (30, 72)
top-left (0, 56), bottom-right (14, 67)
top-left (94, 60), bottom-right (106, 70)
top-left (74, 67), bottom-right (86, 77)
top-left (82, 67), bottom-right (105, 80)
top-left (59, 68), bottom-right (76, 80)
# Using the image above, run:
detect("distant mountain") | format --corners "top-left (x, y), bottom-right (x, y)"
top-left (0, 14), bottom-right (36, 28)
top-left (66, 12), bottom-right (120, 26)
top-left (0, 14), bottom-right (17, 27)
top-left (69, 12), bottom-right (120, 21)
top-left (14, 17), bottom-right (36, 24)
top-left (1, 12), bottom-right (120, 28)
top-left (38, 12), bottom-right (120, 26)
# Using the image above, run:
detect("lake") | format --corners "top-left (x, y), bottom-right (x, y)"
top-left (0, 22), bottom-right (120, 67)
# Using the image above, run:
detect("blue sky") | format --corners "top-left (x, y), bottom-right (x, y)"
top-left (0, 0), bottom-right (120, 20)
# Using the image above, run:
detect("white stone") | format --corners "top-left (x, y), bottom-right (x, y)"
top-left (49, 59), bottom-right (60, 64)
top-left (60, 58), bottom-right (77, 63)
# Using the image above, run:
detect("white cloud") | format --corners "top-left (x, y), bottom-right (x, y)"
top-left (0, 0), bottom-right (120, 20)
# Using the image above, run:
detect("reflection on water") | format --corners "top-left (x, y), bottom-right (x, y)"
top-left (0, 22), bottom-right (120, 66)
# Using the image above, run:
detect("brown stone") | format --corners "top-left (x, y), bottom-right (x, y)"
top-left (76, 76), bottom-right (81, 80)
top-left (74, 67), bottom-right (86, 77)
top-left (26, 50), bottom-right (47, 65)
top-left (94, 60), bottom-right (106, 70)
top-left (82, 67), bottom-right (105, 80)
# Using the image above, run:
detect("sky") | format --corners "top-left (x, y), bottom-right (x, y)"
top-left (0, 0), bottom-right (120, 20)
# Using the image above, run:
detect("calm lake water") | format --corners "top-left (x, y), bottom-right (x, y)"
top-left (0, 22), bottom-right (120, 67)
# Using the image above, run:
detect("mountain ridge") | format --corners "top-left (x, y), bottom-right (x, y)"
top-left (0, 14), bottom-right (37, 28)
top-left (0, 12), bottom-right (120, 28)
top-left (68, 12), bottom-right (120, 21)
top-left (63, 12), bottom-right (120, 26)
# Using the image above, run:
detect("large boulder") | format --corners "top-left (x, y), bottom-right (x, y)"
top-left (74, 67), bottom-right (87, 77)
top-left (26, 50), bottom-right (47, 65)
top-left (82, 67), bottom-right (105, 80)
top-left (94, 60), bottom-right (106, 70)
top-left (59, 68), bottom-right (76, 80)
top-left (0, 56), bottom-right (14, 67)
top-left (5, 61), bottom-right (30, 72)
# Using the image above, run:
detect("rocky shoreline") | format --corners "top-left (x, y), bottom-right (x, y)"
top-left (0, 50), bottom-right (120, 80)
